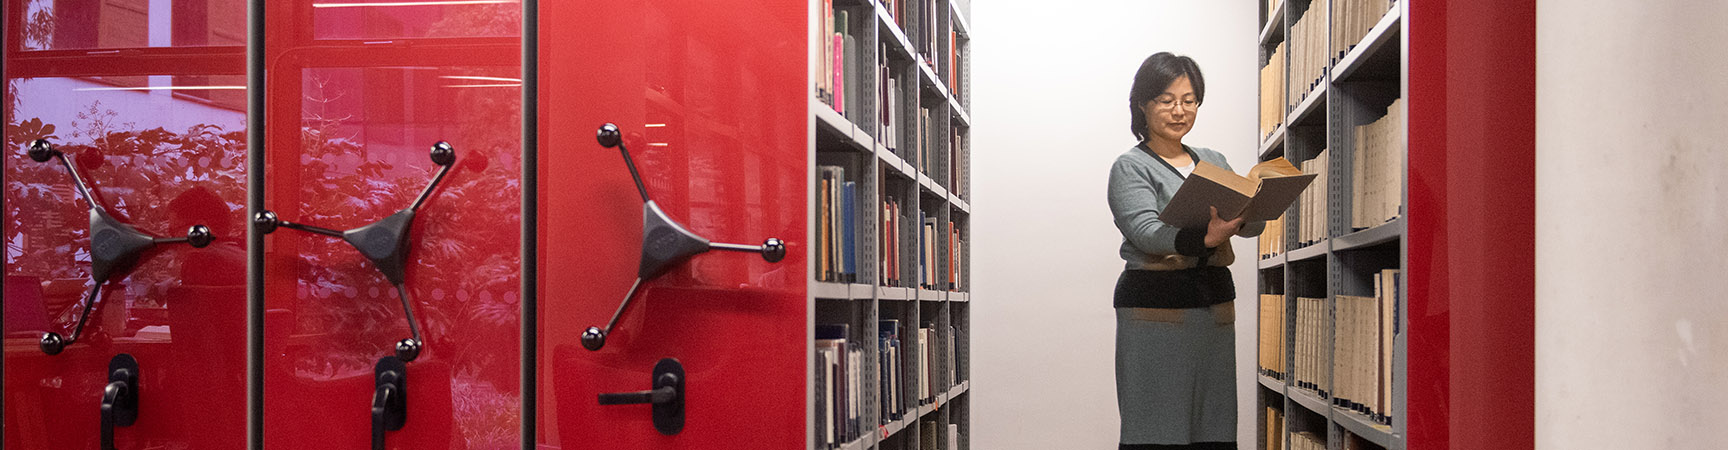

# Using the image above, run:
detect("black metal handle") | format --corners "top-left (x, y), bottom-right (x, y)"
top-left (596, 383), bottom-right (677, 405)
top-left (372, 356), bottom-right (408, 450)
top-left (596, 358), bottom-right (685, 435)
top-left (27, 140), bottom-right (215, 355)
top-left (581, 125), bottom-right (787, 351)
top-left (255, 142), bottom-right (456, 362)
top-left (101, 354), bottom-right (140, 450)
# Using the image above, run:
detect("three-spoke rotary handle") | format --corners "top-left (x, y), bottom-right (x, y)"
top-left (27, 140), bottom-right (214, 356)
top-left (254, 141), bottom-right (457, 363)
top-left (579, 124), bottom-right (787, 351)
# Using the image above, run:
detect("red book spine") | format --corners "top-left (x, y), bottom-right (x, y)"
top-left (833, 34), bottom-right (845, 113)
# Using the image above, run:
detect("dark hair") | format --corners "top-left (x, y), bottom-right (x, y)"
top-left (1129, 52), bottom-right (1206, 142)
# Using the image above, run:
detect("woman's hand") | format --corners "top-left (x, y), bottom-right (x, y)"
top-left (1204, 206), bottom-right (1245, 248)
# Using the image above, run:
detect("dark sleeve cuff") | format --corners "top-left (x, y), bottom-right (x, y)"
top-left (1175, 226), bottom-right (1209, 257)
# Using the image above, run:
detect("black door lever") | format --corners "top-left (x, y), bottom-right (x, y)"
top-left (26, 140), bottom-right (215, 355)
top-left (101, 354), bottom-right (140, 450)
top-left (255, 142), bottom-right (456, 362)
top-left (372, 356), bottom-right (408, 450)
top-left (597, 358), bottom-right (685, 435)
top-left (580, 124), bottom-right (788, 351)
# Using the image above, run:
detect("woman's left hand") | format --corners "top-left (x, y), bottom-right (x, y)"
top-left (1204, 206), bottom-right (1245, 248)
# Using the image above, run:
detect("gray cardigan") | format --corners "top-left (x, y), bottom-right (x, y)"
top-left (1108, 144), bottom-right (1266, 271)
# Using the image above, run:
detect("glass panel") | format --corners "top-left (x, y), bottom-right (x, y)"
top-left (14, 0), bottom-right (246, 51)
top-left (4, 73), bottom-right (248, 447)
top-left (537, 0), bottom-right (809, 447)
top-left (261, 61), bottom-right (521, 448)
top-left (310, 0), bottom-right (521, 40)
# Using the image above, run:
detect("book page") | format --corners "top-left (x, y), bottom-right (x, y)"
top-left (1240, 173), bottom-right (1319, 222)
top-left (1247, 157), bottom-right (1305, 182)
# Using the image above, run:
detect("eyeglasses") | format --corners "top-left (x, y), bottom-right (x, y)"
top-left (1152, 97), bottom-right (1199, 112)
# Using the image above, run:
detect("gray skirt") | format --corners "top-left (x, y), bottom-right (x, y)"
top-left (1115, 305), bottom-right (1237, 445)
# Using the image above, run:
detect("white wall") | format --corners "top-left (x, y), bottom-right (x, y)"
top-left (969, 3), bottom-right (1259, 448)
top-left (1535, 2), bottom-right (1728, 449)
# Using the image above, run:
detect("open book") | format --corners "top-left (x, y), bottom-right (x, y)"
top-left (1158, 157), bottom-right (1317, 229)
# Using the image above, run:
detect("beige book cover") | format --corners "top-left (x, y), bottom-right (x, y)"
top-left (1159, 157), bottom-right (1318, 229)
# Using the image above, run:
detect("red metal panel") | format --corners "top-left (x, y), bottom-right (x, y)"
top-left (1407, 1), bottom-right (1536, 448)
top-left (260, 1), bottom-right (522, 448)
top-left (536, 1), bottom-right (808, 448)
top-left (4, 1), bottom-right (249, 448)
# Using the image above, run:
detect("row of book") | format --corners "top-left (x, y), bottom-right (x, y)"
top-left (818, 165), bottom-right (860, 283)
top-left (1258, 293), bottom-right (1288, 377)
top-left (875, 320), bottom-right (959, 426)
top-left (1262, 408), bottom-right (1335, 450)
top-left (818, 0), bottom-right (861, 120)
top-left (1291, 432), bottom-right (1326, 450)
top-left (816, 324), bottom-right (863, 447)
top-left (949, 127), bottom-right (967, 198)
top-left (879, 197), bottom-right (965, 291)
top-left (1350, 99), bottom-right (1405, 230)
top-left (1297, 150), bottom-right (1330, 246)
top-left (915, 107), bottom-right (967, 198)
top-left (1332, 0), bottom-right (1397, 59)
top-left (880, 60), bottom-right (906, 154)
top-left (947, 29), bottom-right (965, 101)
top-left (1258, 213), bottom-right (1287, 259)
top-left (880, 72), bottom-right (965, 199)
top-left (902, 0), bottom-right (941, 68)
top-left (1288, 0), bottom-right (1330, 111)
top-left (1261, 40), bottom-right (1288, 140)
top-left (884, 0), bottom-right (958, 98)
top-left (816, 319), bottom-right (959, 448)
top-left (882, 197), bottom-right (910, 287)
top-left (913, 106), bottom-right (940, 185)
top-left (1292, 296), bottom-right (1330, 395)
top-left (914, 323), bottom-right (957, 405)
top-left (917, 420), bottom-right (961, 450)
top-left (1332, 269), bottom-right (1400, 423)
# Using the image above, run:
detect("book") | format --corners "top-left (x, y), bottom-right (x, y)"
top-left (816, 324), bottom-right (849, 443)
top-left (1159, 157), bottom-right (1317, 229)
top-left (879, 319), bottom-right (903, 419)
top-left (842, 181), bottom-right (857, 282)
top-left (816, 349), bottom-right (831, 446)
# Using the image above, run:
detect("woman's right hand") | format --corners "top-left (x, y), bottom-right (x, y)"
top-left (1204, 206), bottom-right (1245, 248)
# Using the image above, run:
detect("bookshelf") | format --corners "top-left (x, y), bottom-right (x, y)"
top-left (812, 0), bottom-right (971, 449)
top-left (1256, 1), bottom-right (1406, 450)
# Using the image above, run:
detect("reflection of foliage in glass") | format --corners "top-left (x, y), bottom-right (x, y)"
top-left (6, 117), bottom-right (59, 145)
top-left (70, 100), bottom-right (137, 150)
top-left (6, 80), bottom-right (21, 120)
top-left (5, 100), bottom-right (248, 311)
top-left (23, 0), bottom-right (56, 50)
top-left (290, 69), bottom-right (521, 447)
top-left (428, 3), bottom-right (523, 38)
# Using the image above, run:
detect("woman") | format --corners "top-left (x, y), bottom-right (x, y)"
top-left (1107, 52), bottom-right (1264, 450)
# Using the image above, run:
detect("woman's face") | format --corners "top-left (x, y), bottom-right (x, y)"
top-left (1141, 75), bottom-right (1199, 143)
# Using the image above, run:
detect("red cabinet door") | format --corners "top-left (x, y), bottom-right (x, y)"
top-left (258, 2), bottom-right (522, 448)
top-left (537, 1), bottom-right (808, 448)
top-left (4, 1), bottom-right (249, 448)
